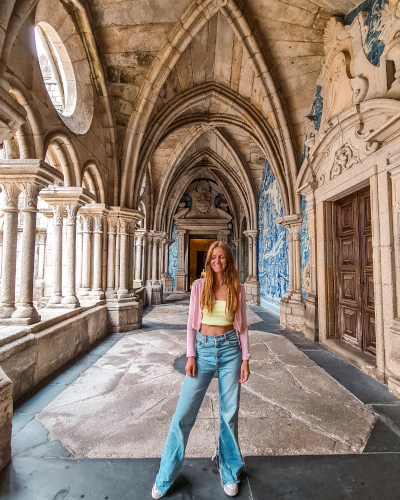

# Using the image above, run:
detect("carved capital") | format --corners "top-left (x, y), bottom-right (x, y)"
top-left (81, 214), bottom-right (92, 232)
top-left (107, 217), bottom-right (118, 234)
top-left (52, 204), bottom-right (64, 226)
top-left (93, 215), bottom-right (103, 233)
top-left (0, 182), bottom-right (20, 211)
top-left (18, 182), bottom-right (41, 211)
top-left (65, 204), bottom-right (78, 226)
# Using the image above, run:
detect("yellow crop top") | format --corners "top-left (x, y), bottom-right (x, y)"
top-left (201, 300), bottom-right (234, 326)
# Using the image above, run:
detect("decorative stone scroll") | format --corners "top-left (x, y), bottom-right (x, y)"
top-left (330, 144), bottom-right (359, 180)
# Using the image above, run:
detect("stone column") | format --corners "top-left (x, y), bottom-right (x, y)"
top-left (244, 231), bottom-right (253, 281)
top-left (118, 218), bottom-right (130, 298)
top-left (248, 230), bottom-right (259, 281)
top-left (92, 215), bottom-right (104, 299)
top-left (0, 183), bottom-right (20, 318)
top-left (106, 217), bottom-right (118, 298)
top-left (277, 214), bottom-right (305, 331)
top-left (133, 233), bottom-right (143, 288)
top-left (37, 233), bottom-right (46, 280)
top-left (243, 229), bottom-right (260, 305)
top-left (161, 238), bottom-right (174, 293)
top-left (75, 216), bottom-right (83, 290)
top-left (151, 236), bottom-right (163, 304)
top-left (43, 204), bottom-right (63, 306)
top-left (61, 204), bottom-right (80, 308)
top-left (175, 229), bottom-right (187, 291)
top-left (145, 234), bottom-right (153, 304)
top-left (11, 183), bottom-right (41, 322)
top-left (141, 234), bottom-right (147, 285)
top-left (146, 235), bottom-right (153, 283)
top-left (232, 238), bottom-right (240, 274)
top-left (299, 184), bottom-right (318, 342)
top-left (79, 214), bottom-right (92, 295)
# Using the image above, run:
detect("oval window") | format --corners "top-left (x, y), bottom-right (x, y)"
top-left (34, 23), bottom-right (77, 117)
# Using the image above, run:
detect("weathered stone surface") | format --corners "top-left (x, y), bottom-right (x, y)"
top-left (0, 367), bottom-right (12, 471)
top-left (37, 308), bottom-right (376, 458)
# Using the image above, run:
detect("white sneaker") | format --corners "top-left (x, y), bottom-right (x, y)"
top-left (151, 483), bottom-right (165, 499)
top-left (223, 482), bottom-right (238, 497)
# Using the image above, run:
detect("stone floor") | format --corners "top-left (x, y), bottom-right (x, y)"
top-left (1, 292), bottom-right (400, 499)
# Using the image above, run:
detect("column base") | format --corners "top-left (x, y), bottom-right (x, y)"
top-left (47, 294), bottom-right (63, 306)
top-left (145, 280), bottom-right (163, 305)
top-left (175, 272), bottom-right (187, 292)
top-left (11, 305), bottom-right (41, 324)
top-left (117, 288), bottom-right (130, 300)
top-left (244, 280), bottom-right (260, 305)
top-left (91, 289), bottom-right (105, 300)
top-left (61, 294), bottom-right (81, 308)
top-left (280, 291), bottom-right (305, 331)
top-left (0, 306), bottom-right (16, 319)
top-left (77, 288), bottom-right (91, 298)
top-left (161, 273), bottom-right (173, 293)
top-left (106, 296), bottom-right (143, 333)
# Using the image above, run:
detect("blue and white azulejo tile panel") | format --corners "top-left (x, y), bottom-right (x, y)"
top-left (258, 160), bottom-right (289, 316)
top-left (344, 0), bottom-right (387, 66)
top-left (300, 196), bottom-right (310, 302)
top-left (168, 221), bottom-right (178, 290)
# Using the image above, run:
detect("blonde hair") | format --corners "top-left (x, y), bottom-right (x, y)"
top-left (200, 241), bottom-right (240, 316)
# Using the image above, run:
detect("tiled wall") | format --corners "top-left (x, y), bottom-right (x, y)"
top-left (300, 196), bottom-right (310, 301)
top-left (258, 160), bottom-right (289, 316)
top-left (168, 221), bottom-right (178, 290)
top-left (344, 0), bottom-right (387, 66)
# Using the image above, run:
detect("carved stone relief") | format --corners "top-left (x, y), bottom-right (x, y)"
top-left (331, 144), bottom-right (359, 180)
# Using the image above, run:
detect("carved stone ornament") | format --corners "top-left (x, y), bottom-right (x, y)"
top-left (351, 76), bottom-right (369, 104)
top-left (82, 215), bottom-right (92, 232)
top-left (93, 215), bottom-right (103, 233)
top-left (19, 183), bottom-right (41, 211)
top-left (119, 218), bottom-right (129, 234)
top-left (65, 204), bottom-right (78, 225)
top-left (323, 17), bottom-right (352, 58)
top-left (379, 1), bottom-right (400, 45)
top-left (303, 261), bottom-right (311, 294)
top-left (0, 182), bottom-right (19, 210)
top-left (195, 180), bottom-right (211, 215)
top-left (52, 204), bottom-right (64, 226)
top-left (107, 217), bottom-right (118, 234)
top-left (331, 145), bottom-right (359, 180)
top-left (326, 52), bottom-right (353, 118)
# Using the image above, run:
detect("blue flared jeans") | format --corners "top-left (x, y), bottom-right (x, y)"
top-left (155, 329), bottom-right (244, 494)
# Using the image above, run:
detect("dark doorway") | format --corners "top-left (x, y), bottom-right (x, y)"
top-left (335, 187), bottom-right (376, 355)
top-left (196, 251), bottom-right (206, 279)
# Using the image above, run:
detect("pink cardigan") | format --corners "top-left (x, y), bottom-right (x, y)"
top-left (187, 279), bottom-right (250, 360)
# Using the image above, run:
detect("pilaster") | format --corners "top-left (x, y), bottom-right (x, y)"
top-left (277, 214), bottom-right (305, 331)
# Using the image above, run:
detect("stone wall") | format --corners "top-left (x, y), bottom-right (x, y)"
top-left (0, 306), bottom-right (108, 401)
top-left (0, 367), bottom-right (12, 472)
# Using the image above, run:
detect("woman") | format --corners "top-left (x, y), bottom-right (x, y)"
top-left (152, 241), bottom-right (250, 499)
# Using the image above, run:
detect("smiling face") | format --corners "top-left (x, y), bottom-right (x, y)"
top-left (210, 246), bottom-right (227, 274)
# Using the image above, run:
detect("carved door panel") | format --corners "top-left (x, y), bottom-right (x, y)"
top-left (359, 191), bottom-right (376, 355)
top-left (335, 188), bottom-right (375, 354)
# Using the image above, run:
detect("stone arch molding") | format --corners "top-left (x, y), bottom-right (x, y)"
top-left (120, 0), bottom-right (299, 214)
top-left (158, 148), bottom-right (255, 237)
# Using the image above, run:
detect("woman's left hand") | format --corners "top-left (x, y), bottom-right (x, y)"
top-left (239, 360), bottom-right (250, 383)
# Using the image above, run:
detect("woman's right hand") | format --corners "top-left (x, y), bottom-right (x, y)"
top-left (185, 357), bottom-right (196, 377)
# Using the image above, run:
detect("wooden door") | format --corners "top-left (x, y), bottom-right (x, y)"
top-left (335, 188), bottom-right (375, 354)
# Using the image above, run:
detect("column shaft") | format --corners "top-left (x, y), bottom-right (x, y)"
top-left (12, 183), bottom-right (41, 322)
top-left (92, 216), bottom-right (103, 293)
top-left (61, 205), bottom-right (80, 307)
top-left (146, 238), bottom-right (153, 282)
top-left (135, 235), bottom-right (142, 282)
top-left (75, 217), bottom-right (83, 290)
top-left (106, 221), bottom-right (117, 294)
top-left (118, 219), bottom-right (129, 296)
top-left (0, 184), bottom-right (20, 318)
top-left (81, 216), bottom-right (92, 291)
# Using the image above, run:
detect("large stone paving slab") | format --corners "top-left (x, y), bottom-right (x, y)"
top-left (37, 305), bottom-right (376, 459)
